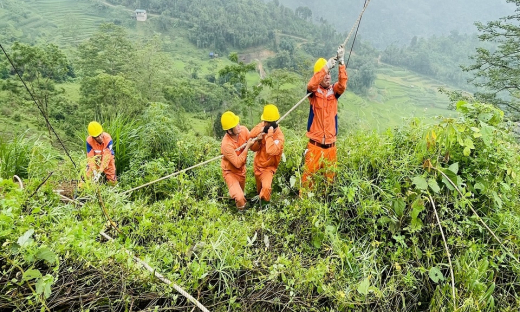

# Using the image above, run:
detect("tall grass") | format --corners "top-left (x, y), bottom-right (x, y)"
top-left (0, 132), bottom-right (32, 179)
top-left (103, 116), bottom-right (143, 175)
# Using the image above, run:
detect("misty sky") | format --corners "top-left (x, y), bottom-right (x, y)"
top-left (272, 0), bottom-right (516, 47)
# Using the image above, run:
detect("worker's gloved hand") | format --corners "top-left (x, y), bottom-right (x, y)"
top-left (326, 57), bottom-right (337, 71)
top-left (93, 170), bottom-right (102, 183)
top-left (337, 44), bottom-right (345, 65)
top-left (263, 122), bottom-right (278, 134)
top-left (256, 132), bottom-right (265, 141)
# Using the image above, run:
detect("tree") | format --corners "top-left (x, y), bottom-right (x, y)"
top-left (464, 0), bottom-right (520, 116)
top-left (218, 53), bottom-right (260, 123)
top-left (3, 42), bottom-right (70, 138)
top-left (129, 35), bottom-right (169, 102)
top-left (76, 23), bottom-right (135, 77)
top-left (79, 73), bottom-right (143, 122)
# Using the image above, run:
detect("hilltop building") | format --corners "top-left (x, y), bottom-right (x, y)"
top-left (135, 9), bottom-right (147, 21)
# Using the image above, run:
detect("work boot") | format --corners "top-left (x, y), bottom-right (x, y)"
top-left (237, 203), bottom-right (247, 214)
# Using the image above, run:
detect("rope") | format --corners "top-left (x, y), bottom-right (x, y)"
top-left (100, 231), bottom-right (210, 312)
top-left (0, 43), bottom-right (77, 168)
top-left (122, 2), bottom-right (372, 195)
top-left (428, 194), bottom-right (456, 308)
top-left (122, 155), bottom-right (223, 194)
top-left (342, 0), bottom-right (371, 49)
top-left (12, 175), bottom-right (24, 189)
top-left (345, 0), bottom-right (369, 68)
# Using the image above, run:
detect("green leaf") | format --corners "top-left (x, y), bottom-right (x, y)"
top-left (312, 233), bottom-right (324, 248)
top-left (410, 217), bottom-right (423, 231)
top-left (448, 163), bottom-right (459, 174)
top-left (22, 269), bottom-right (42, 282)
top-left (480, 123), bottom-right (494, 146)
top-left (35, 274), bottom-right (54, 299)
top-left (357, 277), bottom-right (370, 295)
top-left (289, 176), bottom-right (296, 188)
top-left (392, 199), bottom-right (406, 218)
top-left (478, 112), bottom-right (493, 123)
top-left (412, 176), bottom-right (428, 190)
top-left (35, 247), bottom-right (57, 265)
top-left (456, 101), bottom-right (469, 112)
top-left (463, 146), bottom-right (471, 156)
top-left (410, 200), bottom-right (425, 219)
top-left (474, 182), bottom-right (485, 191)
top-left (492, 191), bottom-right (503, 209)
top-left (17, 229), bottom-right (34, 247)
top-left (464, 138), bottom-right (475, 149)
top-left (428, 179), bottom-right (440, 193)
top-left (429, 267), bottom-right (445, 283)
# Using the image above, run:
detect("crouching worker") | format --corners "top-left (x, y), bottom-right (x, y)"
top-left (220, 111), bottom-right (254, 211)
top-left (249, 104), bottom-right (285, 206)
top-left (86, 121), bottom-right (117, 185)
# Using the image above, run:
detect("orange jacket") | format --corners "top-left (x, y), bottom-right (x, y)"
top-left (86, 132), bottom-right (114, 170)
top-left (306, 64), bottom-right (348, 144)
top-left (249, 123), bottom-right (285, 173)
top-left (220, 126), bottom-right (250, 176)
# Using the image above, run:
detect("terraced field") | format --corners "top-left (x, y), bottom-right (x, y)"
top-left (339, 64), bottom-right (455, 132)
top-left (0, 0), bottom-right (129, 47)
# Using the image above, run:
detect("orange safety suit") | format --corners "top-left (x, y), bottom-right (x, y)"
top-left (249, 123), bottom-right (285, 202)
top-left (221, 126), bottom-right (250, 208)
top-left (86, 132), bottom-right (117, 182)
top-left (302, 64), bottom-right (348, 185)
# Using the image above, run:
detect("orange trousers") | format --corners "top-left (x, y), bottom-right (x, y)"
top-left (223, 171), bottom-right (246, 208)
top-left (87, 157), bottom-right (117, 182)
top-left (254, 168), bottom-right (274, 202)
top-left (302, 142), bottom-right (337, 187)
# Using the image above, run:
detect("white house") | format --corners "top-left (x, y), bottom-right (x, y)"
top-left (135, 9), bottom-right (147, 22)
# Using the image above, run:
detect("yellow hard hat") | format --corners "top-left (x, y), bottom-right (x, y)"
top-left (314, 58), bottom-right (327, 73)
top-left (261, 104), bottom-right (280, 122)
top-left (221, 111), bottom-right (240, 130)
top-left (88, 121), bottom-right (103, 137)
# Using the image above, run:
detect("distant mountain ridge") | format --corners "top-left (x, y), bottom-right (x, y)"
top-left (266, 0), bottom-right (515, 48)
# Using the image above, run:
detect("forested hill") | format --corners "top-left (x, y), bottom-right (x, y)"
top-left (106, 0), bottom-right (341, 53)
top-left (269, 0), bottom-right (514, 48)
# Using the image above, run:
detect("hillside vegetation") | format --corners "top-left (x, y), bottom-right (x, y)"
top-left (2, 1), bottom-right (520, 311)
top-left (2, 101), bottom-right (520, 311)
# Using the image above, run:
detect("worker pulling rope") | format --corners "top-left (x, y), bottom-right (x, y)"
top-left (123, 2), bottom-right (371, 195)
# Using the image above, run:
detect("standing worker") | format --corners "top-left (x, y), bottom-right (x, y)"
top-left (220, 111), bottom-right (254, 211)
top-left (249, 104), bottom-right (285, 206)
top-left (302, 45), bottom-right (348, 187)
top-left (86, 121), bottom-right (117, 185)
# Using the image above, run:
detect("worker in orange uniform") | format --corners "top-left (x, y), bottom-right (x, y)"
top-left (249, 104), bottom-right (285, 206)
top-left (86, 121), bottom-right (117, 185)
top-left (220, 111), bottom-right (254, 211)
top-left (302, 45), bottom-right (348, 187)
